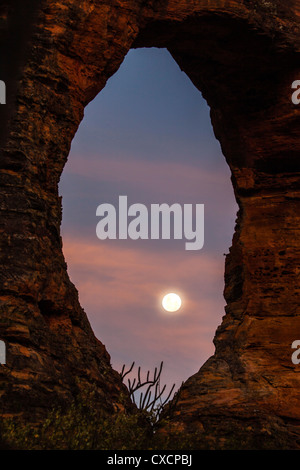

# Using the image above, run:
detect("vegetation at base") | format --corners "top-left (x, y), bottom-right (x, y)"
top-left (0, 394), bottom-right (292, 450)
top-left (0, 363), bottom-right (291, 450)
top-left (0, 389), bottom-right (202, 450)
top-left (0, 362), bottom-right (200, 450)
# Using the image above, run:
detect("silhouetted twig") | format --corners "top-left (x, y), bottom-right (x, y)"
top-left (120, 361), bottom-right (176, 418)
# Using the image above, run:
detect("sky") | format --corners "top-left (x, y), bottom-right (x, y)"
top-left (59, 47), bottom-right (238, 398)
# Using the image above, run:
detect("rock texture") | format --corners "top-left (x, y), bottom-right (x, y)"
top-left (0, 0), bottom-right (300, 448)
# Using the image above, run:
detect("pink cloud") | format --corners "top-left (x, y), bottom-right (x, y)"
top-left (64, 153), bottom-right (233, 203)
top-left (62, 234), bottom-right (226, 388)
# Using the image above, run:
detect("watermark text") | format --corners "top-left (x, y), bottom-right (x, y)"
top-left (0, 80), bottom-right (6, 104)
top-left (291, 80), bottom-right (300, 105)
top-left (291, 340), bottom-right (300, 364)
top-left (96, 196), bottom-right (204, 251)
top-left (0, 340), bottom-right (6, 365)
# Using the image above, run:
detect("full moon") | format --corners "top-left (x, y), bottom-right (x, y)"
top-left (162, 293), bottom-right (182, 312)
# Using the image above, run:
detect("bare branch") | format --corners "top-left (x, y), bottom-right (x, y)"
top-left (119, 361), bottom-right (176, 420)
top-left (120, 361), bottom-right (135, 380)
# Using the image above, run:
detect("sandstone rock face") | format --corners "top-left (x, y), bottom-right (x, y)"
top-left (0, 0), bottom-right (299, 448)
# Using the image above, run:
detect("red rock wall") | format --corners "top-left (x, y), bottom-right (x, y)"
top-left (0, 0), bottom-right (299, 448)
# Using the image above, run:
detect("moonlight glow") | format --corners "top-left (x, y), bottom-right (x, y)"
top-left (162, 293), bottom-right (182, 312)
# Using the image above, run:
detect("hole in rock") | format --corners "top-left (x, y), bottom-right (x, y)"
top-left (59, 47), bottom-right (238, 397)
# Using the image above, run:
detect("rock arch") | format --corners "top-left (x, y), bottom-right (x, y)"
top-left (0, 0), bottom-right (300, 448)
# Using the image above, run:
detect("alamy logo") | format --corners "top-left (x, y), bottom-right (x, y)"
top-left (291, 340), bottom-right (300, 364)
top-left (0, 80), bottom-right (6, 104)
top-left (96, 196), bottom-right (204, 251)
top-left (291, 80), bottom-right (300, 105)
top-left (0, 340), bottom-right (6, 365)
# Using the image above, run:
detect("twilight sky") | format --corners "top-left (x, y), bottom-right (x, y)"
top-left (59, 47), bottom-right (238, 396)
